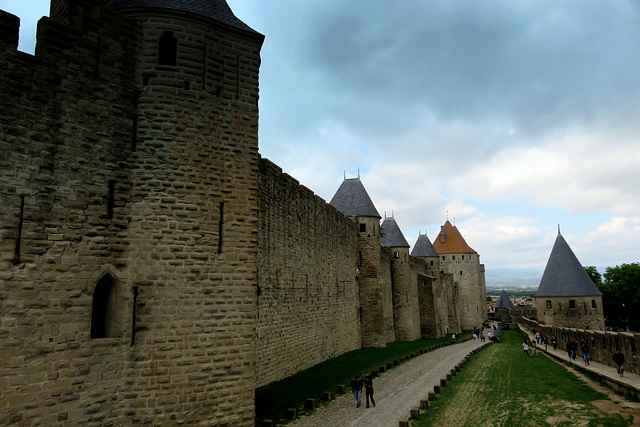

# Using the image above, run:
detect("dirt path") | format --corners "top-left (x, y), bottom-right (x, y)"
top-left (547, 356), bottom-right (640, 425)
top-left (286, 338), bottom-right (487, 427)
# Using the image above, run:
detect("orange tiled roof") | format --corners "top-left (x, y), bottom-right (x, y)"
top-left (432, 220), bottom-right (477, 254)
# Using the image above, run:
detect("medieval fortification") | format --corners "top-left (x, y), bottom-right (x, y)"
top-left (0, 1), bottom-right (486, 425)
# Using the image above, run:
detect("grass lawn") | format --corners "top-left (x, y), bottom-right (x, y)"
top-left (411, 330), bottom-right (632, 427)
top-left (255, 332), bottom-right (469, 424)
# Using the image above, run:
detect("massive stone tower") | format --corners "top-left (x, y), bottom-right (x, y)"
top-left (432, 220), bottom-right (486, 330)
top-left (412, 233), bottom-right (460, 336)
top-left (535, 231), bottom-right (604, 331)
top-left (381, 215), bottom-right (420, 341)
top-left (330, 176), bottom-right (388, 347)
top-left (1, 0), bottom-right (263, 424)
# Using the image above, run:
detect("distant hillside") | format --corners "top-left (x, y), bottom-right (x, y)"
top-left (485, 268), bottom-right (541, 289)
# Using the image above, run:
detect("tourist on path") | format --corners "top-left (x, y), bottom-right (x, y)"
top-left (570, 339), bottom-right (578, 361)
top-left (580, 340), bottom-right (591, 366)
top-left (613, 348), bottom-right (625, 378)
top-left (351, 375), bottom-right (363, 408)
top-left (522, 340), bottom-right (529, 358)
top-left (551, 336), bottom-right (557, 350)
top-left (364, 376), bottom-right (375, 408)
top-left (529, 340), bottom-right (538, 357)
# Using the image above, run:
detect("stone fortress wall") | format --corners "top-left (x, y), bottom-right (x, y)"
top-left (0, 1), bottom-right (486, 424)
top-left (1, 2), bottom-right (262, 424)
top-left (256, 159), bottom-right (362, 387)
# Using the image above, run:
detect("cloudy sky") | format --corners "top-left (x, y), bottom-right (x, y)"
top-left (6, 0), bottom-right (640, 286)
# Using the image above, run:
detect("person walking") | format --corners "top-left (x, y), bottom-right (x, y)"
top-left (364, 375), bottom-right (376, 408)
top-left (351, 375), bottom-right (363, 408)
top-left (570, 339), bottom-right (578, 361)
top-left (529, 340), bottom-right (538, 357)
top-left (580, 340), bottom-right (591, 366)
top-left (613, 348), bottom-right (625, 378)
top-left (551, 336), bottom-right (557, 350)
top-left (522, 340), bottom-right (529, 358)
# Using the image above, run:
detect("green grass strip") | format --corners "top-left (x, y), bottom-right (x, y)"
top-left (412, 330), bottom-right (631, 427)
top-left (255, 332), bottom-right (470, 423)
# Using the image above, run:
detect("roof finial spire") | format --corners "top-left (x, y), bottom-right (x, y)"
top-left (558, 224), bottom-right (561, 235)
top-left (343, 170), bottom-right (346, 180)
top-left (453, 216), bottom-right (456, 226)
top-left (357, 169), bottom-right (360, 179)
top-left (446, 211), bottom-right (449, 221)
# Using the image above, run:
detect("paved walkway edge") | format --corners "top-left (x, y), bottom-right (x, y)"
top-left (396, 341), bottom-right (493, 427)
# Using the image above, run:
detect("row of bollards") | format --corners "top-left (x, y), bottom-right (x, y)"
top-left (398, 342), bottom-right (492, 427)
top-left (261, 339), bottom-right (475, 426)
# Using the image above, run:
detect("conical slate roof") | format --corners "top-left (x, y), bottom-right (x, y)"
top-left (105, 0), bottom-right (261, 35)
top-left (381, 217), bottom-right (410, 248)
top-left (329, 178), bottom-right (381, 218)
top-left (535, 233), bottom-right (602, 297)
top-left (495, 290), bottom-right (514, 308)
top-left (432, 221), bottom-right (477, 254)
top-left (411, 233), bottom-right (438, 257)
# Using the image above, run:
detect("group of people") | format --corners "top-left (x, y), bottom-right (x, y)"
top-left (529, 330), bottom-right (627, 378)
top-left (472, 323), bottom-right (500, 344)
top-left (521, 339), bottom-right (540, 357)
top-left (350, 375), bottom-right (375, 409)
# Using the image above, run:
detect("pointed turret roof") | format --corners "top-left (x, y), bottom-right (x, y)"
top-left (495, 290), bottom-right (514, 308)
top-left (411, 233), bottom-right (438, 257)
top-left (106, 0), bottom-right (261, 35)
top-left (381, 217), bottom-right (409, 248)
top-left (432, 220), bottom-right (477, 254)
top-left (535, 232), bottom-right (602, 297)
top-left (329, 178), bottom-right (381, 218)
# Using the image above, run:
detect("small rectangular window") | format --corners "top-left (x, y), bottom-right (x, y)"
top-left (546, 300), bottom-right (552, 309)
top-left (591, 299), bottom-right (596, 308)
top-left (569, 300), bottom-right (576, 309)
top-left (359, 223), bottom-right (366, 232)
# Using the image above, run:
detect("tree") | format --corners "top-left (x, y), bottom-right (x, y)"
top-left (584, 266), bottom-right (602, 285)
top-left (596, 263), bottom-right (640, 331)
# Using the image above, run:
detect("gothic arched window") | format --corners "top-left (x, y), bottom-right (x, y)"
top-left (91, 274), bottom-right (116, 338)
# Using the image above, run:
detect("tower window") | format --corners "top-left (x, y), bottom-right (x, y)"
top-left (591, 299), bottom-right (596, 308)
top-left (546, 300), bottom-right (552, 309)
top-left (360, 223), bottom-right (366, 232)
top-left (91, 274), bottom-right (117, 338)
top-left (158, 31), bottom-right (177, 66)
top-left (569, 300), bottom-right (576, 309)
top-left (394, 252), bottom-right (399, 259)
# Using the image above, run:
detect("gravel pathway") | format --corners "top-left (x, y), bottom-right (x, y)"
top-left (287, 335), bottom-right (490, 427)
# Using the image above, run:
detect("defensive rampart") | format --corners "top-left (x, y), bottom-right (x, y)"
top-left (256, 159), bottom-right (361, 387)
top-left (519, 317), bottom-right (640, 375)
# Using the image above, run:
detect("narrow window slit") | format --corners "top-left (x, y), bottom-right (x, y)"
top-left (218, 201), bottom-right (224, 253)
top-left (202, 45), bottom-right (207, 90)
top-left (94, 39), bottom-right (101, 79)
top-left (131, 286), bottom-right (139, 347)
top-left (107, 180), bottom-right (116, 219)
top-left (13, 195), bottom-right (25, 265)
top-left (235, 56), bottom-right (240, 99)
top-left (132, 90), bottom-right (139, 151)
